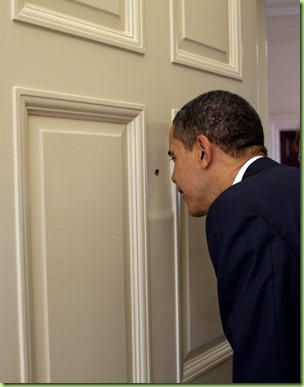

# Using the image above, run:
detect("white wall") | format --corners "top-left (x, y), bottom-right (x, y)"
top-left (266, 10), bottom-right (300, 116)
top-left (265, 1), bottom-right (300, 161)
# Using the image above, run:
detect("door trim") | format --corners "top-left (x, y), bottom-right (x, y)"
top-left (268, 114), bottom-right (299, 163)
top-left (12, 0), bottom-right (144, 53)
top-left (13, 87), bottom-right (151, 382)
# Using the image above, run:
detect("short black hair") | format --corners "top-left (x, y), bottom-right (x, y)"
top-left (172, 90), bottom-right (267, 157)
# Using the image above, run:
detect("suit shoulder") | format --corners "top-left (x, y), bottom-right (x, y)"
top-left (208, 163), bottom-right (300, 226)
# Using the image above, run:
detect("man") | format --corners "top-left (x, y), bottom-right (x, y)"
top-left (168, 90), bottom-right (300, 383)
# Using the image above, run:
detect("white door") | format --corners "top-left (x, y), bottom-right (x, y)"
top-left (0, 0), bottom-right (268, 383)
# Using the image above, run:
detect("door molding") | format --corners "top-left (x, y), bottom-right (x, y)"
top-left (12, 0), bottom-right (144, 53)
top-left (268, 114), bottom-right (299, 163)
top-left (13, 87), bottom-right (150, 382)
top-left (171, 185), bottom-right (232, 383)
top-left (170, 0), bottom-right (242, 79)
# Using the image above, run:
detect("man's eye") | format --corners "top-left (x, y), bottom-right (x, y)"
top-left (168, 151), bottom-right (175, 161)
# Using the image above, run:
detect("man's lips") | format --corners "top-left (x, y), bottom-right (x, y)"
top-left (178, 190), bottom-right (185, 201)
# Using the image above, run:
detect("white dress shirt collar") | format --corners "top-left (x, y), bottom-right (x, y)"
top-left (233, 156), bottom-right (264, 185)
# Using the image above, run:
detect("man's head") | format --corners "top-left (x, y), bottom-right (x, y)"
top-left (172, 90), bottom-right (267, 156)
top-left (169, 90), bottom-right (267, 216)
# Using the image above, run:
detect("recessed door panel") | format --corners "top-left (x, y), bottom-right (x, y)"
top-left (28, 115), bottom-right (130, 382)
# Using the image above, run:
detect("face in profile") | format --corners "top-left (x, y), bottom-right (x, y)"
top-left (168, 127), bottom-right (210, 217)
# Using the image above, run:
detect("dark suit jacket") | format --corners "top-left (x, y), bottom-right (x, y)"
top-left (206, 157), bottom-right (300, 383)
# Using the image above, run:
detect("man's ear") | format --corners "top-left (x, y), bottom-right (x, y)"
top-left (195, 135), bottom-right (212, 167)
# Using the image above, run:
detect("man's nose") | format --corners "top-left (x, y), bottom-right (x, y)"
top-left (171, 172), bottom-right (176, 185)
top-left (170, 162), bottom-right (176, 184)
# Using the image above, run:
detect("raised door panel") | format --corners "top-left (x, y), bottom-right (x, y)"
top-left (14, 89), bottom-right (149, 383)
top-left (181, 213), bottom-right (232, 382)
top-left (13, 0), bottom-right (144, 52)
top-left (171, 0), bottom-right (242, 79)
top-left (171, 169), bottom-right (232, 383)
top-left (30, 117), bottom-right (128, 382)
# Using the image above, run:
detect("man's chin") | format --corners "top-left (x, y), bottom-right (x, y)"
top-left (182, 195), bottom-right (207, 217)
top-left (187, 205), bottom-right (207, 218)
